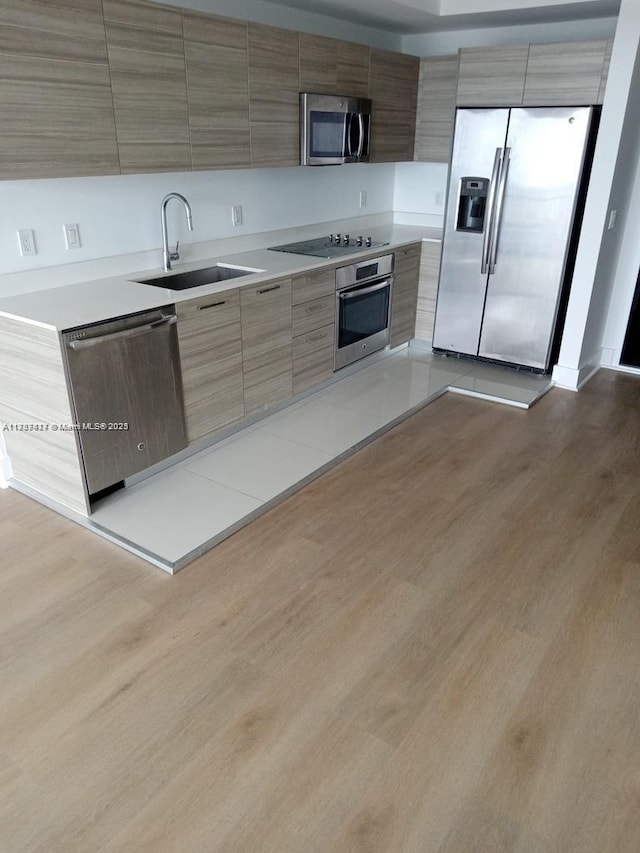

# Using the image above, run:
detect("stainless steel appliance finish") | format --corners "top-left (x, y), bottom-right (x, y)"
top-left (269, 234), bottom-right (388, 259)
top-left (335, 254), bottom-right (394, 370)
top-left (300, 93), bottom-right (371, 166)
top-left (62, 308), bottom-right (187, 497)
top-left (433, 106), bottom-right (595, 371)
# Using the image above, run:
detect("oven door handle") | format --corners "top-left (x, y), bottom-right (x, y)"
top-left (339, 278), bottom-right (391, 300)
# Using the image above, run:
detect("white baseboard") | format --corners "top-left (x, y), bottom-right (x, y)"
top-left (602, 363), bottom-right (640, 376)
top-left (552, 361), bottom-right (600, 391)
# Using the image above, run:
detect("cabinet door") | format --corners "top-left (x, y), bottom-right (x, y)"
top-left (103, 0), bottom-right (190, 173)
top-left (370, 49), bottom-right (419, 162)
top-left (457, 45), bottom-right (528, 106)
top-left (414, 55), bottom-right (459, 163)
top-left (248, 23), bottom-right (299, 168)
top-left (415, 241), bottom-right (442, 342)
top-left (177, 290), bottom-right (244, 442)
top-left (292, 267), bottom-right (335, 305)
top-left (0, 0), bottom-right (119, 179)
top-left (523, 40), bottom-right (608, 106)
top-left (292, 295), bottom-right (335, 338)
top-left (184, 12), bottom-right (250, 171)
top-left (390, 243), bottom-right (421, 348)
top-left (293, 324), bottom-right (335, 395)
top-left (299, 34), bottom-right (369, 97)
top-left (241, 278), bottom-right (293, 415)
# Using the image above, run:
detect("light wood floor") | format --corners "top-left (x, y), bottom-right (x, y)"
top-left (1, 369), bottom-right (639, 852)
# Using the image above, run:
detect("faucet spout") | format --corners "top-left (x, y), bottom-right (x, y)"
top-left (161, 192), bottom-right (193, 272)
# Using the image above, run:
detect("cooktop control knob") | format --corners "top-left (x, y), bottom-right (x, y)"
top-left (356, 236), bottom-right (363, 246)
top-left (344, 234), bottom-right (350, 245)
top-left (329, 234), bottom-right (335, 243)
top-left (365, 236), bottom-right (372, 247)
top-left (335, 233), bottom-right (341, 244)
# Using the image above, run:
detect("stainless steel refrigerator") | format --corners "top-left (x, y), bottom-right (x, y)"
top-left (432, 106), bottom-right (596, 371)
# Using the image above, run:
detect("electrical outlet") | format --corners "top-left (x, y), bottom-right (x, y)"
top-left (17, 229), bottom-right (36, 257)
top-left (232, 205), bottom-right (243, 227)
top-left (359, 190), bottom-right (367, 209)
top-left (64, 223), bottom-right (81, 249)
top-left (435, 191), bottom-right (443, 206)
top-left (607, 209), bottom-right (617, 230)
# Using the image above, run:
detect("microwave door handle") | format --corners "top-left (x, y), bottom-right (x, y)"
top-left (356, 113), bottom-right (365, 158)
top-left (345, 113), bottom-right (354, 158)
top-left (481, 147), bottom-right (503, 275)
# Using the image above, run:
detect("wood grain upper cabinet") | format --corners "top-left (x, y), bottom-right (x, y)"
top-left (370, 49), bottom-right (419, 163)
top-left (390, 243), bottom-right (422, 348)
top-left (103, 0), bottom-right (190, 174)
top-left (0, 0), bottom-right (119, 179)
top-left (523, 40), bottom-right (609, 106)
top-left (241, 278), bottom-right (293, 416)
top-left (299, 34), bottom-right (369, 97)
top-left (176, 290), bottom-right (244, 443)
top-left (183, 12), bottom-right (250, 170)
top-left (248, 23), bottom-right (299, 168)
top-left (456, 45), bottom-right (529, 106)
top-left (414, 55), bottom-right (459, 163)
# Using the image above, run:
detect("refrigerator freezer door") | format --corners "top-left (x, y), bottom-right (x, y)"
top-left (478, 107), bottom-right (593, 369)
top-left (433, 108), bottom-right (509, 355)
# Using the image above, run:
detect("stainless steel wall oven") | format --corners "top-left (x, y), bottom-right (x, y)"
top-left (334, 254), bottom-right (394, 370)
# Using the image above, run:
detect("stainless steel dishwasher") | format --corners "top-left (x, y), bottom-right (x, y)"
top-left (62, 306), bottom-right (187, 498)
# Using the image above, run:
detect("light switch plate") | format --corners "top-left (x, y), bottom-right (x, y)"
top-left (232, 205), bottom-right (243, 227)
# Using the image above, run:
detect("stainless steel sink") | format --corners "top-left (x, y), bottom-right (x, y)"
top-left (133, 264), bottom-right (260, 291)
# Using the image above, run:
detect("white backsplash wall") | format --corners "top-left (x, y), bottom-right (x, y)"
top-left (393, 162), bottom-right (448, 228)
top-left (0, 164), bottom-right (396, 279)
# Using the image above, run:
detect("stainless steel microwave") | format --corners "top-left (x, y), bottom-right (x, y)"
top-left (300, 93), bottom-right (372, 166)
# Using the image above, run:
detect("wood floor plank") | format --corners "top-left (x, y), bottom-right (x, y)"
top-left (0, 369), bottom-right (639, 852)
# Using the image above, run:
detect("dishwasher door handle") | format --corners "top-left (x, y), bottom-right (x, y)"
top-left (67, 315), bottom-right (177, 350)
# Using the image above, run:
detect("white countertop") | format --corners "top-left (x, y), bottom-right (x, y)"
top-left (0, 221), bottom-right (441, 331)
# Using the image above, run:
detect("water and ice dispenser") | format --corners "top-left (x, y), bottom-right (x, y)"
top-left (456, 177), bottom-right (489, 233)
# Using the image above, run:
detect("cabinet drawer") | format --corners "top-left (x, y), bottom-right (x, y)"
top-left (292, 267), bottom-right (335, 305)
top-left (177, 288), bottom-right (240, 329)
top-left (394, 243), bottom-right (422, 274)
top-left (293, 324), bottom-right (335, 395)
top-left (292, 294), bottom-right (335, 337)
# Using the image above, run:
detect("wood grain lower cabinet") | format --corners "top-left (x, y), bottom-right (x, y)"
top-left (457, 45), bottom-right (529, 107)
top-left (248, 23), bottom-right (299, 168)
top-left (414, 55), bottom-right (459, 163)
top-left (0, 0), bottom-right (119, 180)
top-left (0, 315), bottom-right (88, 514)
top-left (241, 278), bottom-right (293, 415)
top-left (390, 243), bottom-right (421, 348)
top-left (415, 241), bottom-right (442, 342)
top-left (176, 290), bottom-right (244, 443)
top-left (523, 40), bottom-right (608, 106)
top-left (103, 0), bottom-right (190, 174)
top-left (184, 12), bottom-right (251, 171)
top-left (291, 267), bottom-right (335, 394)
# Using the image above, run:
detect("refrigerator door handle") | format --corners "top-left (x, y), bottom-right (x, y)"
top-left (488, 146), bottom-right (511, 274)
top-left (481, 148), bottom-right (503, 274)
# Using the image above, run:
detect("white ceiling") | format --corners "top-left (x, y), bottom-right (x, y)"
top-left (263, 0), bottom-right (620, 33)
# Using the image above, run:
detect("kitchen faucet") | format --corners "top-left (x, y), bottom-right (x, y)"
top-left (161, 192), bottom-right (193, 272)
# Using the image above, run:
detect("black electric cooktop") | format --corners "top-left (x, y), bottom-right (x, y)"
top-left (269, 235), bottom-right (388, 259)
